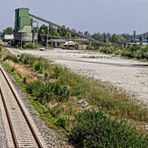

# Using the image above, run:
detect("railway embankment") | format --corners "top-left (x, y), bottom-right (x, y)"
top-left (0, 46), bottom-right (148, 147)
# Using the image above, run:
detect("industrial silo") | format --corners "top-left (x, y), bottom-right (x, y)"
top-left (14, 8), bottom-right (32, 43)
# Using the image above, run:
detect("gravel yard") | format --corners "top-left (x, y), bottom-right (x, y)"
top-left (8, 47), bottom-right (148, 105)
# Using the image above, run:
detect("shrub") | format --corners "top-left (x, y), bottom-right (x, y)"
top-left (26, 80), bottom-right (70, 103)
top-left (96, 44), bottom-right (148, 61)
top-left (23, 43), bottom-right (39, 49)
top-left (33, 61), bottom-right (43, 73)
top-left (46, 81), bottom-right (70, 102)
top-left (23, 77), bottom-right (27, 84)
top-left (3, 55), bottom-right (19, 63)
top-left (18, 54), bottom-right (49, 73)
top-left (11, 66), bottom-right (15, 72)
top-left (128, 44), bottom-right (141, 53)
top-left (44, 72), bottom-right (49, 81)
top-left (26, 80), bottom-right (45, 96)
top-left (52, 66), bottom-right (63, 78)
top-left (19, 54), bottom-right (33, 65)
top-left (26, 80), bottom-right (51, 103)
top-left (120, 50), bottom-right (131, 58)
top-left (86, 45), bottom-right (95, 50)
top-left (69, 110), bottom-right (148, 148)
top-left (56, 117), bottom-right (66, 128)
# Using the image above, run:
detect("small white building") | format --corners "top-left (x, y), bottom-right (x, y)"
top-left (48, 39), bottom-right (67, 48)
top-left (4, 34), bottom-right (14, 41)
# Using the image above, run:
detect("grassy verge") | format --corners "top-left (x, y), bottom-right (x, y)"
top-left (1, 46), bottom-right (148, 147)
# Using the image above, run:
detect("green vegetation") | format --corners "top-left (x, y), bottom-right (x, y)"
top-left (91, 44), bottom-right (148, 61)
top-left (23, 43), bottom-right (39, 49)
top-left (89, 32), bottom-right (148, 61)
top-left (2, 27), bottom-right (13, 35)
top-left (69, 110), bottom-right (148, 147)
top-left (38, 24), bottom-right (77, 46)
top-left (13, 42), bottom-right (43, 49)
top-left (2, 52), bottom-right (148, 147)
top-left (19, 54), bottom-right (49, 73)
top-left (26, 80), bottom-right (70, 103)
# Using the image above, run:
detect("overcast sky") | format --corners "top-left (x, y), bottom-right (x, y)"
top-left (0, 0), bottom-right (148, 34)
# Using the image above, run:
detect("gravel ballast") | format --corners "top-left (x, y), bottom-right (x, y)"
top-left (0, 111), bottom-right (8, 148)
top-left (6, 71), bottom-right (72, 148)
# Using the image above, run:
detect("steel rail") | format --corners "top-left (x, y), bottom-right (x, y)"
top-left (0, 88), bottom-right (18, 148)
top-left (0, 67), bottom-right (43, 148)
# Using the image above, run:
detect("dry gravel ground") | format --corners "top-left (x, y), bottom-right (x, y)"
top-left (8, 47), bottom-right (148, 106)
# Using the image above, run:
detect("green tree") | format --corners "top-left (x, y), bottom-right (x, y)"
top-left (38, 24), bottom-right (48, 44)
top-left (92, 33), bottom-right (101, 40)
top-left (111, 34), bottom-right (125, 44)
top-left (3, 27), bottom-right (13, 35)
top-left (84, 31), bottom-right (90, 36)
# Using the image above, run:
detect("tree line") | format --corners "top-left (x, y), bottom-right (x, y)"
top-left (1, 26), bottom-right (148, 47)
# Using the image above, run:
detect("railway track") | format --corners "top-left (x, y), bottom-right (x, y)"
top-left (0, 66), bottom-right (47, 148)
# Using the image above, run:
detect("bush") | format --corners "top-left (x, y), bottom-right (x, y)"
top-left (97, 44), bottom-right (148, 61)
top-left (26, 80), bottom-right (70, 103)
top-left (52, 66), bottom-right (63, 78)
top-left (46, 81), bottom-right (70, 102)
top-left (56, 117), bottom-right (66, 128)
top-left (128, 44), bottom-right (141, 53)
top-left (120, 50), bottom-right (133, 58)
top-left (86, 45), bottom-right (95, 50)
top-left (18, 54), bottom-right (49, 73)
top-left (3, 55), bottom-right (19, 63)
top-left (69, 110), bottom-right (148, 148)
top-left (26, 81), bottom-right (50, 103)
top-left (19, 54), bottom-right (33, 65)
top-left (33, 61), bottom-right (43, 73)
top-left (26, 80), bottom-right (45, 95)
top-left (23, 43), bottom-right (39, 49)
top-left (100, 47), bottom-right (114, 54)
top-left (23, 77), bottom-right (27, 84)
top-left (44, 72), bottom-right (49, 81)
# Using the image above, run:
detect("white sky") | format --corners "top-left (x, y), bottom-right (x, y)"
top-left (0, 0), bottom-right (148, 34)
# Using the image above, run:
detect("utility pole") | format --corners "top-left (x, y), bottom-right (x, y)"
top-left (36, 21), bottom-right (39, 45)
top-left (139, 35), bottom-right (143, 46)
top-left (46, 24), bottom-right (49, 49)
top-left (133, 30), bottom-right (136, 43)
